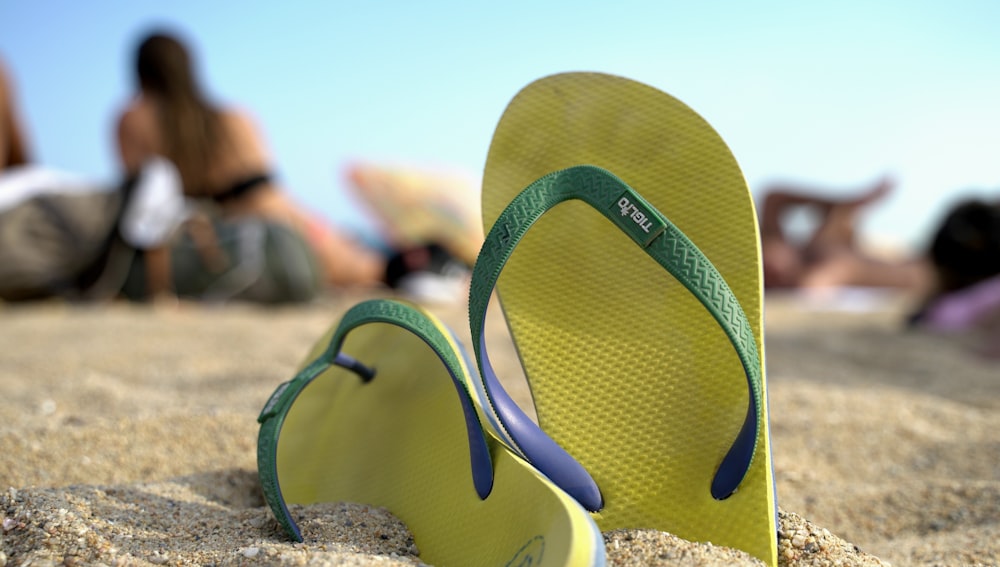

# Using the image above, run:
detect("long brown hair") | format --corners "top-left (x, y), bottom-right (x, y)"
top-left (135, 31), bottom-right (221, 192)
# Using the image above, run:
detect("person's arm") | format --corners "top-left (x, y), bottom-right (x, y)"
top-left (115, 108), bottom-right (151, 177)
top-left (0, 59), bottom-right (31, 167)
top-left (116, 108), bottom-right (180, 304)
top-left (2, 108), bottom-right (31, 167)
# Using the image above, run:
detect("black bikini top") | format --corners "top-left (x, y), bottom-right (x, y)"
top-left (209, 173), bottom-right (273, 204)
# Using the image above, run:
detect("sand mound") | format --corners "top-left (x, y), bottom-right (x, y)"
top-left (1, 294), bottom-right (997, 565)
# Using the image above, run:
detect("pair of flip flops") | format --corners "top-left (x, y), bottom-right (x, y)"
top-left (257, 73), bottom-right (778, 566)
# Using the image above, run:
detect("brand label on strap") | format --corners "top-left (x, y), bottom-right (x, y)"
top-left (612, 190), bottom-right (666, 247)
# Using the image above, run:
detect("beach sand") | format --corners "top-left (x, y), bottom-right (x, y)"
top-left (1, 290), bottom-right (997, 566)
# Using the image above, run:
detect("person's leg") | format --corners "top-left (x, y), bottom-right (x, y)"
top-left (300, 216), bottom-right (386, 287)
top-left (295, 209), bottom-right (464, 289)
top-left (759, 177), bottom-right (895, 289)
top-left (801, 177), bottom-right (893, 256)
top-left (798, 250), bottom-right (931, 290)
top-left (247, 191), bottom-right (471, 290)
top-left (759, 190), bottom-right (811, 288)
top-left (237, 190), bottom-right (388, 288)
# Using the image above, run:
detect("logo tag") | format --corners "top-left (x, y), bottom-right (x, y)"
top-left (613, 190), bottom-right (666, 247)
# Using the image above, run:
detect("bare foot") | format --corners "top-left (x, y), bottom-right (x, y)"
top-left (848, 176), bottom-right (895, 210)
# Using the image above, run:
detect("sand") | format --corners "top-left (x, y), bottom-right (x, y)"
top-left (1, 290), bottom-right (997, 566)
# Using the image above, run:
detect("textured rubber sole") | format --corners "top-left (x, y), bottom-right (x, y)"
top-left (479, 72), bottom-right (777, 566)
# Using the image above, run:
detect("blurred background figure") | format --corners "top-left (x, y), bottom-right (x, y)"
top-left (0, 55), bottom-right (32, 171)
top-left (0, 53), bottom-right (124, 303)
top-left (759, 175), bottom-right (1000, 347)
top-left (911, 196), bottom-right (1000, 335)
top-left (115, 30), bottom-right (469, 303)
top-left (758, 176), bottom-right (931, 293)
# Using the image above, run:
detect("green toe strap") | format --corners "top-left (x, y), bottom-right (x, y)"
top-left (469, 164), bottom-right (763, 501)
top-left (257, 299), bottom-right (494, 541)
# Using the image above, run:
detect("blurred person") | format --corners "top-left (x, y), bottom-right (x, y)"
top-left (903, 196), bottom-right (1000, 361)
top-left (910, 197), bottom-right (1000, 330)
top-left (0, 54), bottom-right (123, 302)
top-left (114, 30), bottom-right (465, 303)
top-left (760, 175), bottom-right (1000, 349)
top-left (758, 176), bottom-right (931, 292)
top-left (0, 50), bottom-right (324, 305)
top-left (0, 55), bottom-right (32, 170)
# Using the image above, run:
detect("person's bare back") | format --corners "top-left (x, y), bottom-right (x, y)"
top-left (114, 32), bottom-right (386, 289)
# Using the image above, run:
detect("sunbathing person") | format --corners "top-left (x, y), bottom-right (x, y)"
top-left (758, 176), bottom-right (932, 293)
top-left (911, 196), bottom-right (1000, 330)
top-left (114, 30), bottom-right (464, 302)
top-left (760, 176), bottom-right (1000, 343)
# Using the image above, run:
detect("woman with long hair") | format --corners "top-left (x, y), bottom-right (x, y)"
top-left (115, 30), bottom-right (452, 301)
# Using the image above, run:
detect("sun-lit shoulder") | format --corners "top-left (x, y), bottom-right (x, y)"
top-left (220, 106), bottom-right (272, 160)
top-left (220, 106), bottom-right (264, 135)
top-left (116, 103), bottom-right (140, 133)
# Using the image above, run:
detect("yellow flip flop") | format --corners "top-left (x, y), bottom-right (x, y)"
top-left (468, 73), bottom-right (777, 566)
top-left (257, 299), bottom-right (606, 567)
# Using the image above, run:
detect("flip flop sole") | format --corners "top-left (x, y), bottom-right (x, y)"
top-left (258, 300), bottom-right (605, 567)
top-left (479, 73), bottom-right (776, 565)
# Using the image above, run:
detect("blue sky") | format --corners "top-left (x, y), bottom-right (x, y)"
top-left (2, 1), bottom-right (998, 249)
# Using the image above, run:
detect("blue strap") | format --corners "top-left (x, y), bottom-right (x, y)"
top-left (468, 165), bottom-right (763, 506)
